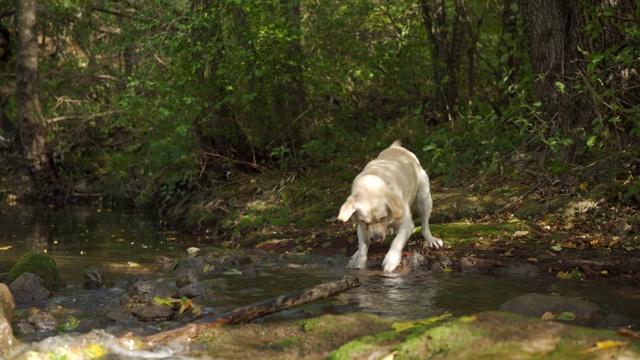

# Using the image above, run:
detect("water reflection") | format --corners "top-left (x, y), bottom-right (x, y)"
top-left (342, 271), bottom-right (443, 320)
top-left (1, 204), bottom-right (639, 334)
top-left (0, 204), bottom-right (188, 283)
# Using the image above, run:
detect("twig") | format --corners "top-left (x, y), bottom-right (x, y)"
top-left (480, 184), bottom-right (539, 221)
top-left (142, 275), bottom-right (360, 346)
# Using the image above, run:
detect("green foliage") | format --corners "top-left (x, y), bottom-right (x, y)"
top-left (2, 0), bottom-right (639, 215)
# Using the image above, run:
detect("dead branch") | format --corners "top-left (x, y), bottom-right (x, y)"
top-left (142, 275), bottom-right (360, 346)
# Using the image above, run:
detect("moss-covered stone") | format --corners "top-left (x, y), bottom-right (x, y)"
top-left (7, 251), bottom-right (62, 291)
top-left (198, 313), bottom-right (394, 359)
top-left (331, 312), bottom-right (640, 359)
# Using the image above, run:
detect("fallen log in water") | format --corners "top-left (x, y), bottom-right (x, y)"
top-left (142, 275), bottom-right (361, 346)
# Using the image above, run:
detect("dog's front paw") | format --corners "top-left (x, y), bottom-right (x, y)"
top-left (347, 251), bottom-right (367, 269)
top-left (424, 236), bottom-right (444, 248)
top-left (382, 251), bottom-right (402, 273)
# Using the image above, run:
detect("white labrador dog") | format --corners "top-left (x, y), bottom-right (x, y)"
top-left (338, 141), bottom-right (443, 272)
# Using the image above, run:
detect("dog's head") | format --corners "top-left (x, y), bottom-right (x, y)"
top-left (338, 190), bottom-right (404, 244)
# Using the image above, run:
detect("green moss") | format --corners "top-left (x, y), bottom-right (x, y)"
top-left (268, 337), bottom-right (297, 351)
top-left (297, 317), bottom-right (322, 332)
top-left (7, 251), bottom-right (62, 291)
top-left (327, 340), bottom-right (380, 360)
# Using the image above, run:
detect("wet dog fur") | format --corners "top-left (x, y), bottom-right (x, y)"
top-left (338, 141), bottom-right (443, 272)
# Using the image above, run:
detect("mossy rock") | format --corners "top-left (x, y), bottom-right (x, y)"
top-left (7, 251), bottom-right (62, 291)
top-left (330, 312), bottom-right (640, 359)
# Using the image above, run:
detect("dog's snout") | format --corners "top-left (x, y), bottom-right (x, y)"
top-left (370, 232), bottom-right (384, 244)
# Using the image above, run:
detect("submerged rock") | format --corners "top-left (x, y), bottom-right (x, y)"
top-left (17, 311), bottom-right (58, 334)
top-left (174, 267), bottom-right (202, 288)
top-left (494, 263), bottom-right (539, 277)
top-left (177, 278), bottom-right (227, 298)
top-left (130, 303), bottom-right (175, 321)
top-left (499, 293), bottom-right (600, 325)
top-left (128, 280), bottom-right (177, 303)
top-left (83, 269), bottom-right (112, 289)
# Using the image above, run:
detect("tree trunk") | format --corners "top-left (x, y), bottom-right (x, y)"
top-left (527, 0), bottom-right (580, 126)
top-left (15, 0), bottom-right (56, 194)
top-left (276, 0), bottom-right (306, 148)
top-left (419, 0), bottom-right (464, 128)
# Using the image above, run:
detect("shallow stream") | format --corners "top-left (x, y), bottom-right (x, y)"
top-left (1, 204), bottom-right (639, 345)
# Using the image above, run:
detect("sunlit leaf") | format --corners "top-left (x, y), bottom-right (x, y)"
top-left (0, 246), bottom-right (12, 251)
top-left (154, 297), bottom-right (173, 307)
top-left (541, 311), bottom-right (555, 321)
top-left (557, 271), bottom-right (572, 279)
top-left (460, 315), bottom-right (477, 322)
top-left (392, 313), bottom-right (452, 332)
top-left (582, 340), bottom-right (629, 353)
top-left (579, 182), bottom-right (589, 191)
top-left (179, 298), bottom-right (194, 314)
top-left (527, 257), bottom-right (538, 263)
top-left (601, 270), bottom-right (608, 275)
top-left (551, 244), bottom-right (563, 252)
top-left (596, 340), bottom-right (628, 350)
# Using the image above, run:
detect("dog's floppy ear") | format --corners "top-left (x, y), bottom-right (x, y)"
top-left (386, 191), bottom-right (405, 221)
top-left (338, 195), bottom-right (357, 222)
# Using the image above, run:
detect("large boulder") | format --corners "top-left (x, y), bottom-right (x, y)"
top-left (7, 251), bottom-right (62, 291)
top-left (0, 283), bottom-right (15, 323)
top-left (9, 273), bottom-right (52, 308)
top-left (0, 283), bottom-right (18, 357)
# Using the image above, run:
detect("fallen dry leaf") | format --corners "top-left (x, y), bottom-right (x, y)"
top-left (617, 329), bottom-right (640, 339)
top-left (582, 340), bottom-right (629, 354)
top-left (541, 311), bottom-right (555, 321)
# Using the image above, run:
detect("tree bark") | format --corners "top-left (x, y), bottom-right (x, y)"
top-left (15, 0), bottom-right (56, 193)
top-left (527, 0), bottom-right (580, 126)
top-left (419, 0), bottom-right (466, 128)
top-left (142, 275), bottom-right (361, 346)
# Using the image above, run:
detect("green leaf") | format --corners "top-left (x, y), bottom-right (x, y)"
top-left (154, 297), bottom-right (173, 306)
top-left (556, 312), bottom-right (576, 321)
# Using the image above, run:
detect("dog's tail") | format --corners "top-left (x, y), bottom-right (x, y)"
top-left (390, 140), bottom-right (402, 148)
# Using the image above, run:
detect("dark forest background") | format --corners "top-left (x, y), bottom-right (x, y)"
top-left (0, 0), bottom-right (638, 219)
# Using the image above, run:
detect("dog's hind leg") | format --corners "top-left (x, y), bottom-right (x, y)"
top-left (415, 170), bottom-right (443, 248)
top-left (347, 224), bottom-right (369, 269)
